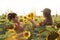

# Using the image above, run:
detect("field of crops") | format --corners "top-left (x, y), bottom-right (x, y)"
top-left (0, 13), bottom-right (60, 40)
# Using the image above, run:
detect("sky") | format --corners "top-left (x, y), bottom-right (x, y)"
top-left (0, 0), bottom-right (60, 16)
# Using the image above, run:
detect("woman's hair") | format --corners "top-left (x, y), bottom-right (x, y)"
top-left (8, 13), bottom-right (17, 21)
top-left (43, 8), bottom-right (51, 19)
top-left (43, 12), bottom-right (52, 19)
top-left (42, 8), bottom-right (53, 25)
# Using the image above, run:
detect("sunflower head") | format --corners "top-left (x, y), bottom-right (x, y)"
top-left (27, 12), bottom-right (34, 20)
top-left (58, 29), bottom-right (60, 34)
top-left (24, 16), bottom-right (27, 19)
top-left (55, 23), bottom-right (60, 30)
top-left (28, 15), bottom-right (30, 17)
top-left (4, 24), bottom-right (15, 30)
top-left (23, 19), bottom-right (28, 24)
top-left (23, 31), bottom-right (31, 39)
top-left (20, 19), bottom-right (23, 22)
top-left (46, 32), bottom-right (59, 40)
top-left (28, 13), bottom-right (34, 17)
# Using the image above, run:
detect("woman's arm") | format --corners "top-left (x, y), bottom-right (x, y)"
top-left (28, 19), bottom-right (40, 28)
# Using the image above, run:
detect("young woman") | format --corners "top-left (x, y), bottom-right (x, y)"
top-left (41, 8), bottom-right (53, 26)
top-left (8, 13), bottom-right (24, 33)
top-left (28, 8), bottom-right (53, 27)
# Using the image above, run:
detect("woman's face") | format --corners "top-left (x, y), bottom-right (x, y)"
top-left (43, 12), bottom-right (45, 17)
top-left (43, 12), bottom-right (47, 19)
top-left (13, 15), bottom-right (19, 22)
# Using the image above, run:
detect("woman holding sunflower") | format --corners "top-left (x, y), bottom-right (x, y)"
top-left (7, 13), bottom-right (24, 33)
top-left (7, 13), bottom-right (27, 40)
top-left (28, 8), bottom-right (53, 27)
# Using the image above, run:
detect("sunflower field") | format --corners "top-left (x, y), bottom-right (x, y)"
top-left (0, 13), bottom-right (60, 40)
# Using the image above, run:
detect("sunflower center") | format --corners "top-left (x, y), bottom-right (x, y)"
top-left (25, 33), bottom-right (29, 37)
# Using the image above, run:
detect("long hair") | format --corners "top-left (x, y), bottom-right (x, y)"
top-left (43, 8), bottom-right (53, 25)
top-left (43, 12), bottom-right (52, 19)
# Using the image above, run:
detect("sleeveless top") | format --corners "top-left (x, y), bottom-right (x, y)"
top-left (14, 22), bottom-right (24, 33)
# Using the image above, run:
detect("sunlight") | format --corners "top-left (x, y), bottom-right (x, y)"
top-left (0, 0), bottom-right (60, 16)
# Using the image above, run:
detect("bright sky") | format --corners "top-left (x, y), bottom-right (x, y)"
top-left (0, 0), bottom-right (60, 16)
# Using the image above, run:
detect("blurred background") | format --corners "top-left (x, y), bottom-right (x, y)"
top-left (0, 0), bottom-right (60, 16)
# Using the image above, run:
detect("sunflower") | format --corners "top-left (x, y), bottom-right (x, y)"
top-left (57, 29), bottom-right (60, 34)
top-left (20, 19), bottom-right (23, 22)
top-left (4, 24), bottom-right (15, 30)
top-left (46, 31), bottom-right (59, 40)
top-left (5, 34), bottom-right (17, 40)
top-left (28, 12), bottom-right (34, 17)
top-left (23, 31), bottom-right (31, 39)
top-left (24, 16), bottom-right (27, 19)
top-left (5, 30), bottom-right (17, 40)
top-left (8, 29), bottom-right (16, 33)
top-left (23, 16), bottom-right (28, 23)
top-left (23, 19), bottom-right (28, 24)
top-left (55, 23), bottom-right (60, 30)
top-left (11, 33), bottom-right (17, 39)
top-left (27, 12), bottom-right (35, 20)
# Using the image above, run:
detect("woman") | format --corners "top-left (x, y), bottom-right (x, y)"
top-left (7, 13), bottom-right (24, 40)
top-left (8, 13), bottom-right (24, 33)
top-left (41, 8), bottom-right (53, 26)
top-left (28, 8), bottom-right (53, 27)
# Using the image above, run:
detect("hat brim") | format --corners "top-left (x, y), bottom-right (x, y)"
top-left (41, 10), bottom-right (44, 12)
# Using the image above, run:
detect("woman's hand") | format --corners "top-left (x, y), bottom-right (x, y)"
top-left (28, 18), bottom-right (40, 28)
